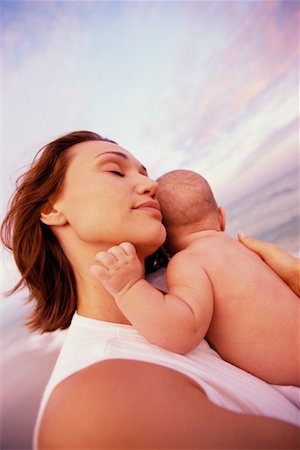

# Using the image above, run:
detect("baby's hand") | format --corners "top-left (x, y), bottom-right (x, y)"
top-left (90, 242), bottom-right (143, 297)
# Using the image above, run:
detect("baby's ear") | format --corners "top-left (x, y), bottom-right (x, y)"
top-left (40, 202), bottom-right (68, 226)
top-left (218, 206), bottom-right (226, 231)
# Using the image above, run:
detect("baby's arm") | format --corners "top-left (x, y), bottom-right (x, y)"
top-left (91, 242), bottom-right (214, 353)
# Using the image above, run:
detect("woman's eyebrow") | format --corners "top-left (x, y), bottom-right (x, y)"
top-left (94, 151), bottom-right (147, 173)
top-left (95, 150), bottom-right (127, 160)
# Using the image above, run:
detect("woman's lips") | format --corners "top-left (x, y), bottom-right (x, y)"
top-left (134, 200), bottom-right (162, 219)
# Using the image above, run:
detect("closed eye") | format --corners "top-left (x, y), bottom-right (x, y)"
top-left (110, 170), bottom-right (124, 177)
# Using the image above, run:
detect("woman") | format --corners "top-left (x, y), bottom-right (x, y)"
top-left (1, 131), bottom-right (299, 449)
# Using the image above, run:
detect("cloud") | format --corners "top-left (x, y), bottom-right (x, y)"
top-left (2, 0), bottom-right (299, 210)
top-left (135, 0), bottom-right (299, 201)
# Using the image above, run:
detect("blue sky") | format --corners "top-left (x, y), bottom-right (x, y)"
top-left (2, 0), bottom-right (299, 213)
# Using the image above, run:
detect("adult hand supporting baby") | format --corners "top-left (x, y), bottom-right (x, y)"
top-left (238, 231), bottom-right (300, 297)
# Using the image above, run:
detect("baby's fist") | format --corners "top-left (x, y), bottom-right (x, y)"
top-left (90, 242), bottom-right (143, 297)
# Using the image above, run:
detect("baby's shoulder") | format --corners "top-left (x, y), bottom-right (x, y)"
top-left (169, 246), bottom-right (204, 268)
top-left (192, 233), bottom-right (234, 255)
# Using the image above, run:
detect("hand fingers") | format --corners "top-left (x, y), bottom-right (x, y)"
top-left (238, 231), bottom-right (280, 261)
top-left (94, 243), bottom-right (137, 269)
top-left (119, 242), bottom-right (136, 256)
top-left (238, 231), bottom-right (266, 251)
top-left (90, 264), bottom-right (108, 280)
top-left (95, 251), bottom-right (117, 267)
top-left (107, 245), bottom-right (128, 259)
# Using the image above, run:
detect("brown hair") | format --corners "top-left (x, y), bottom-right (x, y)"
top-left (1, 131), bottom-right (116, 332)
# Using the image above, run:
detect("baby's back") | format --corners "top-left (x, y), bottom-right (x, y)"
top-left (192, 233), bottom-right (299, 386)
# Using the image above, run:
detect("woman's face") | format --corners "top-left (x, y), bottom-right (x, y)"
top-left (52, 140), bottom-right (166, 257)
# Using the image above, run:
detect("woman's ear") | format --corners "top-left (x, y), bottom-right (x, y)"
top-left (40, 202), bottom-right (68, 226)
top-left (218, 206), bottom-right (226, 231)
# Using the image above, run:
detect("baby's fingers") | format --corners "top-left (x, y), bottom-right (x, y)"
top-left (90, 264), bottom-right (108, 281)
top-left (119, 242), bottom-right (137, 256)
top-left (95, 251), bottom-right (117, 267)
top-left (108, 245), bottom-right (128, 260)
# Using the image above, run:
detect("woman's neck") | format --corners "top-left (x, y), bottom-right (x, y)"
top-left (57, 231), bottom-right (146, 324)
top-left (60, 238), bottom-right (133, 324)
top-left (76, 272), bottom-right (131, 324)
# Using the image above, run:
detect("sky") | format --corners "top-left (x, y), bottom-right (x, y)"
top-left (2, 0), bottom-right (299, 216)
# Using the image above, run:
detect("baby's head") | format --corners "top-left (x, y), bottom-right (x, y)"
top-left (156, 170), bottom-right (225, 237)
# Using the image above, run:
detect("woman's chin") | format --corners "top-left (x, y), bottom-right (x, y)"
top-left (135, 224), bottom-right (167, 257)
top-left (152, 223), bottom-right (167, 247)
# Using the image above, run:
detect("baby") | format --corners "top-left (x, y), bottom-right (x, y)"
top-left (91, 170), bottom-right (299, 386)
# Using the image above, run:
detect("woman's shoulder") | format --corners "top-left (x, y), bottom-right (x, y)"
top-left (36, 358), bottom-right (300, 449)
top-left (36, 358), bottom-right (206, 449)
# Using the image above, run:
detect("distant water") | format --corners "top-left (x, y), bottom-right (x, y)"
top-left (225, 169), bottom-right (299, 257)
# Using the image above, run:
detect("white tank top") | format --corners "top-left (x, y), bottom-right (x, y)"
top-left (33, 312), bottom-right (299, 448)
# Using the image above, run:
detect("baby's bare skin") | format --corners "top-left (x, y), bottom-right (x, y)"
top-left (238, 231), bottom-right (300, 296)
top-left (91, 169), bottom-right (299, 387)
top-left (180, 231), bottom-right (299, 386)
top-left (91, 231), bottom-right (299, 386)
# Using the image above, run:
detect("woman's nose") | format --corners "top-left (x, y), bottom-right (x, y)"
top-left (136, 175), bottom-right (159, 197)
